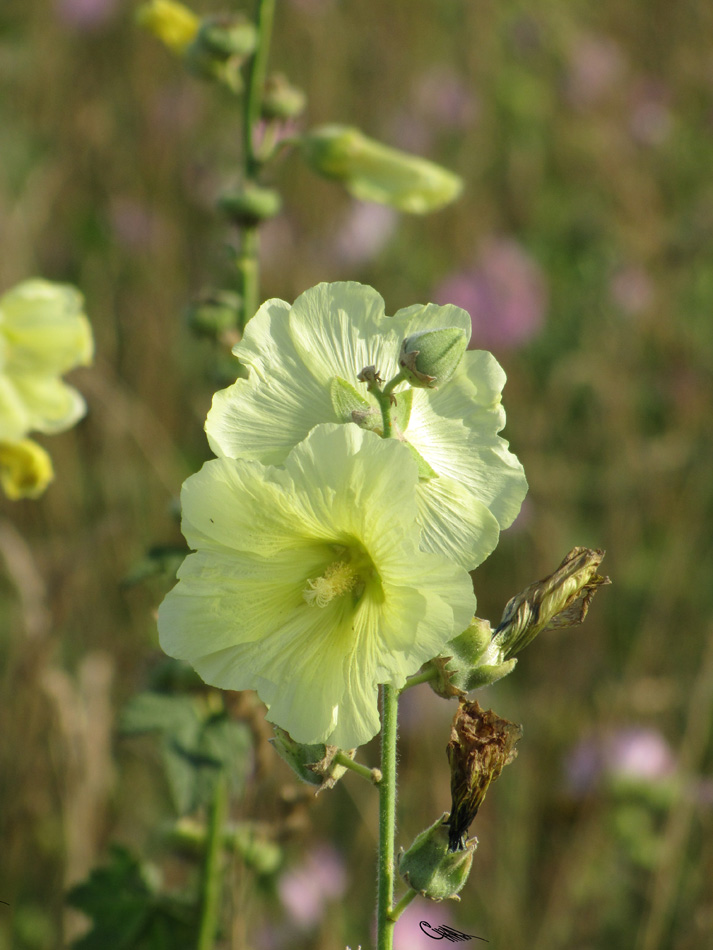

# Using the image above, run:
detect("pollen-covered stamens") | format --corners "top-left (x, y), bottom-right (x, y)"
top-left (303, 560), bottom-right (358, 607)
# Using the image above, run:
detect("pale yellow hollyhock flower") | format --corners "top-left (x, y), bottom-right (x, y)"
top-left (0, 278), bottom-right (92, 498)
top-left (159, 424), bottom-right (476, 748)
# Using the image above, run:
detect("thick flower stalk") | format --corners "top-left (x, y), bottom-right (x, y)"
top-left (206, 281), bottom-right (527, 571)
top-left (158, 424), bottom-right (476, 749)
top-left (0, 279), bottom-right (93, 499)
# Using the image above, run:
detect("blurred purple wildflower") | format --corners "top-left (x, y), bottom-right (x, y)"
top-left (278, 845), bottom-right (347, 930)
top-left (564, 33), bottom-right (625, 109)
top-left (54, 0), bottom-right (119, 30)
top-left (331, 201), bottom-right (398, 266)
top-left (390, 67), bottom-right (478, 153)
top-left (565, 727), bottom-right (676, 796)
top-left (433, 238), bottom-right (547, 350)
top-left (393, 898), bottom-right (460, 950)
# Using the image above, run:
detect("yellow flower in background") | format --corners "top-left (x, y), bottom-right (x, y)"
top-left (136, 0), bottom-right (200, 55)
top-left (0, 278), bottom-right (93, 500)
top-left (0, 439), bottom-right (54, 500)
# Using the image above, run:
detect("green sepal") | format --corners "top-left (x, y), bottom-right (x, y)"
top-left (398, 814), bottom-right (475, 901)
top-left (403, 440), bottom-right (437, 480)
top-left (329, 376), bottom-right (381, 431)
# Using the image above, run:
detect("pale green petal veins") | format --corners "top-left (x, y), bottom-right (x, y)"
top-left (159, 424), bottom-right (477, 747)
top-left (205, 282), bottom-right (527, 571)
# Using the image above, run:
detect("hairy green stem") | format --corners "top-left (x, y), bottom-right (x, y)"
top-left (389, 887), bottom-right (418, 921)
top-left (334, 750), bottom-right (382, 784)
top-left (400, 667), bottom-right (437, 692)
top-left (196, 773), bottom-right (229, 950)
top-left (376, 684), bottom-right (399, 950)
top-left (237, 0), bottom-right (276, 325)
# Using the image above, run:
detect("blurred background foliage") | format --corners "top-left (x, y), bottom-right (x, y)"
top-left (2, 0), bottom-right (713, 948)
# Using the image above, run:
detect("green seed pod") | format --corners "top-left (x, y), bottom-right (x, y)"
top-left (398, 814), bottom-right (476, 901)
top-left (270, 726), bottom-right (354, 793)
top-left (185, 291), bottom-right (241, 338)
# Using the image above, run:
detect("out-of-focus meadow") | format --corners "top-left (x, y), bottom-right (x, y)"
top-left (2, 0), bottom-right (713, 948)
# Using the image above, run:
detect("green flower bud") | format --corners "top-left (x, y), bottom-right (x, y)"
top-left (262, 74), bottom-right (307, 121)
top-left (218, 185), bottom-right (282, 226)
top-left (446, 700), bottom-right (522, 851)
top-left (270, 726), bottom-right (354, 793)
top-left (492, 547), bottom-right (611, 660)
top-left (194, 14), bottom-right (257, 59)
top-left (185, 291), bottom-right (241, 338)
top-left (398, 814), bottom-right (476, 901)
top-left (300, 125), bottom-right (463, 214)
top-left (398, 327), bottom-right (467, 389)
top-left (424, 618), bottom-right (518, 697)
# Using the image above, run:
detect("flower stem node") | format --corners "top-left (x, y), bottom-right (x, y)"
top-left (262, 74), bottom-right (307, 121)
top-left (270, 726), bottom-right (355, 794)
top-left (398, 814), bottom-right (476, 901)
top-left (218, 186), bottom-right (282, 227)
top-left (446, 701), bottom-right (522, 851)
top-left (300, 125), bottom-right (464, 214)
top-left (399, 327), bottom-right (467, 390)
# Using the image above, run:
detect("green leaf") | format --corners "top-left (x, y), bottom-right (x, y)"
top-left (120, 693), bottom-right (252, 814)
top-left (67, 846), bottom-right (197, 950)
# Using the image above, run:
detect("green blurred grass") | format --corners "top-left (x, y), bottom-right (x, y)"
top-left (2, 1), bottom-right (713, 948)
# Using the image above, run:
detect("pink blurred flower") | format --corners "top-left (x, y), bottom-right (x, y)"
top-left (564, 33), bottom-right (625, 109)
top-left (393, 897), bottom-right (483, 949)
top-left (54, 0), bottom-right (119, 29)
top-left (278, 845), bottom-right (347, 930)
top-left (609, 265), bottom-right (654, 315)
top-left (433, 238), bottom-right (547, 349)
top-left (565, 727), bottom-right (676, 795)
top-left (629, 79), bottom-right (672, 146)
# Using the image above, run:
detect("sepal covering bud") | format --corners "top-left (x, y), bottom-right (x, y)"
top-left (262, 74), bottom-right (307, 120)
top-left (424, 618), bottom-right (517, 697)
top-left (398, 814), bottom-right (476, 901)
top-left (270, 726), bottom-right (355, 794)
top-left (300, 125), bottom-right (463, 214)
top-left (399, 327), bottom-right (468, 389)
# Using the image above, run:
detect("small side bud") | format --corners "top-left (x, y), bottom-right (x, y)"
top-left (0, 439), bottom-right (54, 500)
top-left (492, 547), bottom-right (611, 660)
top-left (424, 618), bottom-right (518, 697)
top-left (399, 327), bottom-right (467, 389)
top-left (446, 700), bottom-right (522, 852)
top-left (300, 125), bottom-right (463, 214)
top-left (182, 15), bottom-right (257, 91)
top-left (185, 291), bottom-right (242, 339)
top-left (136, 0), bottom-right (199, 54)
top-left (270, 726), bottom-right (355, 793)
top-left (262, 74), bottom-right (307, 121)
top-left (218, 185), bottom-right (282, 226)
top-left (398, 814), bottom-right (476, 901)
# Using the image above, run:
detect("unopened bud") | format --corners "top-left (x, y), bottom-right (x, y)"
top-left (195, 14), bottom-right (257, 59)
top-left (270, 726), bottom-right (355, 793)
top-left (218, 185), bottom-right (282, 226)
top-left (398, 814), bottom-right (476, 901)
top-left (0, 439), bottom-right (54, 500)
top-left (492, 547), bottom-right (611, 660)
top-left (185, 291), bottom-right (241, 338)
top-left (301, 125), bottom-right (463, 214)
top-left (398, 327), bottom-right (467, 389)
top-left (446, 700), bottom-right (522, 852)
top-left (262, 74), bottom-right (307, 121)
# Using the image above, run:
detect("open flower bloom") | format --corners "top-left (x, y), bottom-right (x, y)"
top-left (206, 282), bottom-right (527, 571)
top-left (158, 424), bottom-right (476, 748)
top-left (0, 279), bottom-right (93, 444)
